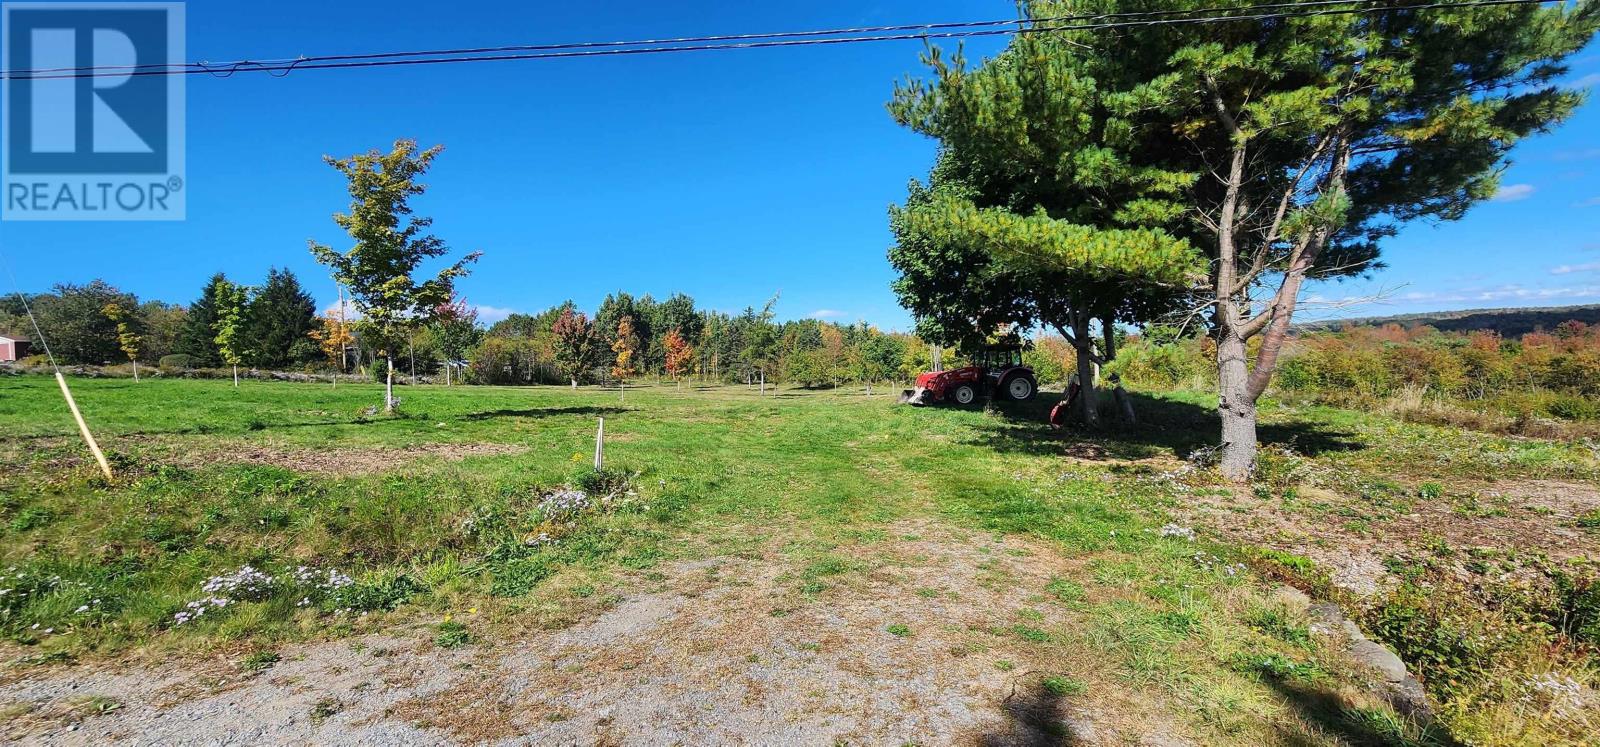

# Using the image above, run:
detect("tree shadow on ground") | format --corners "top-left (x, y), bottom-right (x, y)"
top-left (461, 406), bottom-right (626, 421)
top-left (959, 391), bottom-right (1363, 462)
top-left (977, 682), bottom-right (1084, 746)
top-left (1263, 675), bottom-right (1455, 747)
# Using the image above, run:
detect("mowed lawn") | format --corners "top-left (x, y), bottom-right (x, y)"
top-left (2, 375), bottom-right (1597, 744)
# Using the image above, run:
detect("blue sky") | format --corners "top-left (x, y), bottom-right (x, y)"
top-left (0, 0), bottom-right (1596, 330)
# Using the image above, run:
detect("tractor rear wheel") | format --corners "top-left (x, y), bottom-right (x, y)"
top-left (1004, 376), bottom-right (1036, 401)
top-left (952, 384), bottom-right (977, 405)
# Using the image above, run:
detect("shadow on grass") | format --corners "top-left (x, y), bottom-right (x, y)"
top-left (461, 406), bottom-right (626, 421)
top-left (978, 682), bottom-right (1083, 746)
top-left (961, 391), bottom-right (1363, 461)
top-left (1264, 676), bottom-right (1455, 747)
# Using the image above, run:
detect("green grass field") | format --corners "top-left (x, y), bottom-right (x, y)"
top-left (2, 375), bottom-right (1597, 744)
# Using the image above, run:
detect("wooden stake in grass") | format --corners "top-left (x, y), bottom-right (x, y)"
top-left (55, 371), bottom-right (113, 481)
top-left (593, 417), bottom-right (605, 471)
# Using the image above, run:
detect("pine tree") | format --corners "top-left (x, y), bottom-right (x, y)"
top-left (1046, 0), bottom-right (1595, 477)
top-left (247, 268), bottom-right (318, 369)
top-left (174, 273), bottom-right (226, 366)
top-left (889, 27), bottom-right (1202, 423)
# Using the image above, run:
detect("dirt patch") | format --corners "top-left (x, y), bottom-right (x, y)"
top-left (0, 520), bottom-right (1192, 746)
top-left (161, 441), bottom-right (525, 475)
top-left (1174, 478), bottom-right (1600, 598)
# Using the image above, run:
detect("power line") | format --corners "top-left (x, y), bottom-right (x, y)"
top-left (0, 0), bottom-right (1558, 81)
top-left (0, 0), bottom-right (1420, 77)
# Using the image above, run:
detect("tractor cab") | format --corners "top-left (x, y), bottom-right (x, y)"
top-left (900, 344), bottom-right (1038, 406)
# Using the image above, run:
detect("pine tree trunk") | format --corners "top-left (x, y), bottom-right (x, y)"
top-left (385, 356), bottom-right (395, 413)
top-left (1071, 316), bottom-right (1099, 426)
top-left (1217, 332), bottom-right (1256, 481)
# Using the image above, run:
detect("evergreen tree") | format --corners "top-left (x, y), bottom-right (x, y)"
top-left (174, 273), bottom-right (226, 366)
top-left (247, 267), bottom-right (318, 369)
top-left (889, 24), bottom-right (1201, 423)
top-left (1033, 0), bottom-right (1594, 476)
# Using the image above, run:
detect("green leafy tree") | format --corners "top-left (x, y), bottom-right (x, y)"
top-left (33, 280), bottom-right (138, 365)
top-left (853, 331), bottom-right (905, 396)
top-left (137, 301), bottom-right (187, 363)
top-left (308, 139), bottom-right (481, 412)
top-left (210, 277), bottom-right (249, 387)
top-left (431, 296), bottom-right (481, 386)
top-left (247, 267), bottom-right (318, 369)
top-left (101, 303), bottom-right (143, 380)
top-left (739, 296), bottom-right (779, 393)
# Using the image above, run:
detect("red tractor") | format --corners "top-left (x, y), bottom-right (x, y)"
top-left (900, 346), bottom-right (1038, 406)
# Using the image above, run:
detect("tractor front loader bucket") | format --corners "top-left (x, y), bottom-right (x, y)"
top-left (899, 387), bottom-right (934, 406)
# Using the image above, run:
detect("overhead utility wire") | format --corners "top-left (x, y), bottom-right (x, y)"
top-left (0, 0), bottom-right (1555, 80)
top-left (0, 0), bottom-right (1423, 77)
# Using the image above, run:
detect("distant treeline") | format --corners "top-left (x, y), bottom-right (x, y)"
top-left (0, 275), bottom-right (971, 387)
top-left (1296, 304), bottom-right (1600, 338)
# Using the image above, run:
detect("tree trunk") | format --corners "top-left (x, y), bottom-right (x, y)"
top-left (385, 356), bottom-right (395, 413)
top-left (232, 364), bottom-right (238, 388)
top-left (1114, 385), bottom-right (1136, 424)
top-left (1071, 316), bottom-right (1099, 426)
top-left (760, 369), bottom-right (765, 395)
top-left (132, 360), bottom-right (139, 382)
top-left (571, 376), bottom-right (578, 389)
top-left (1216, 332), bottom-right (1256, 481)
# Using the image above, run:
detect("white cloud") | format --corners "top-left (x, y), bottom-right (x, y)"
top-left (317, 300), bottom-right (517, 324)
top-left (472, 305), bottom-right (518, 324)
top-left (807, 309), bottom-right (848, 319)
top-left (1492, 183), bottom-right (1535, 202)
top-left (1551, 261), bottom-right (1600, 275)
top-left (1393, 284), bottom-right (1600, 304)
top-left (1568, 72), bottom-right (1600, 89)
top-left (320, 299), bottom-right (362, 320)
top-left (1552, 148), bottom-right (1600, 162)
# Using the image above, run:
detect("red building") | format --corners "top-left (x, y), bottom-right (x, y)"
top-left (0, 335), bottom-right (30, 362)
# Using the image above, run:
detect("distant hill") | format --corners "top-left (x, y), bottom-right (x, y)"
top-left (1296, 304), bottom-right (1600, 338)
